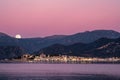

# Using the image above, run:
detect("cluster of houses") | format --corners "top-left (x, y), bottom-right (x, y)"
top-left (21, 53), bottom-right (120, 63)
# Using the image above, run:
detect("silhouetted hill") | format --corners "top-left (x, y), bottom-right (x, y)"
top-left (0, 30), bottom-right (120, 53)
top-left (0, 32), bottom-right (19, 46)
top-left (35, 44), bottom-right (69, 56)
top-left (44, 35), bottom-right (67, 39)
top-left (19, 30), bottom-right (120, 52)
top-left (35, 38), bottom-right (120, 58)
top-left (59, 30), bottom-right (120, 44)
top-left (85, 38), bottom-right (120, 57)
top-left (0, 46), bottom-right (25, 60)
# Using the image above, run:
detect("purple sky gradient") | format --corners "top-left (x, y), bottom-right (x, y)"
top-left (0, 0), bottom-right (120, 38)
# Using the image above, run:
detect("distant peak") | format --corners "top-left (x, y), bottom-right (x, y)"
top-left (0, 32), bottom-right (9, 37)
top-left (44, 35), bottom-right (67, 39)
top-left (74, 29), bottom-right (120, 35)
top-left (0, 32), bottom-right (14, 39)
top-left (90, 30), bottom-right (119, 33)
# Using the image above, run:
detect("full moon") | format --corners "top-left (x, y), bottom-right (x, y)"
top-left (15, 34), bottom-right (22, 39)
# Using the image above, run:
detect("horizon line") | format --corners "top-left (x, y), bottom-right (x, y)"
top-left (0, 29), bottom-right (120, 39)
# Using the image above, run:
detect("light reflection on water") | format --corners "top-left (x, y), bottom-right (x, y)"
top-left (0, 63), bottom-right (120, 80)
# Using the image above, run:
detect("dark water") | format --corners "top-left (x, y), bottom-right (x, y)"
top-left (0, 63), bottom-right (120, 80)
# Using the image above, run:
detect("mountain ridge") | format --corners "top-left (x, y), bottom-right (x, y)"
top-left (35, 37), bottom-right (120, 58)
top-left (0, 30), bottom-right (120, 53)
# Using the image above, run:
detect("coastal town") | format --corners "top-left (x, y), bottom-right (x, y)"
top-left (1, 53), bottom-right (120, 63)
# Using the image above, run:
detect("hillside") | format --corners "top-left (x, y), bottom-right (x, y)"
top-left (0, 30), bottom-right (120, 53)
top-left (0, 46), bottom-right (25, 60)
top-left (35, 38), bottom-right (120, 58)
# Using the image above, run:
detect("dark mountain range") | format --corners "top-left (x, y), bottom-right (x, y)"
top-left (35, 38), bottom-right (120, 58)
top-left (0, 46), bottom-right (25, 60)
top-left (58, 30), bottom-right (120, 44)
top-left (0, 30), bottom-right (120, 53)
top-left (0, 32), bottom-right (18, 46)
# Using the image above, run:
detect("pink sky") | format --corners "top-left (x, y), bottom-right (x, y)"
top-left (0, 0), bottom-right (120, 38)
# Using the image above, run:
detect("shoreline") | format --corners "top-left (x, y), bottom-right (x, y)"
top-left (0, 60), bottom-right (120, 64)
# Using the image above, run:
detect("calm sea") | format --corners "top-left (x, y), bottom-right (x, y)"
top-left (0, 63), bottom-right (120, 80)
